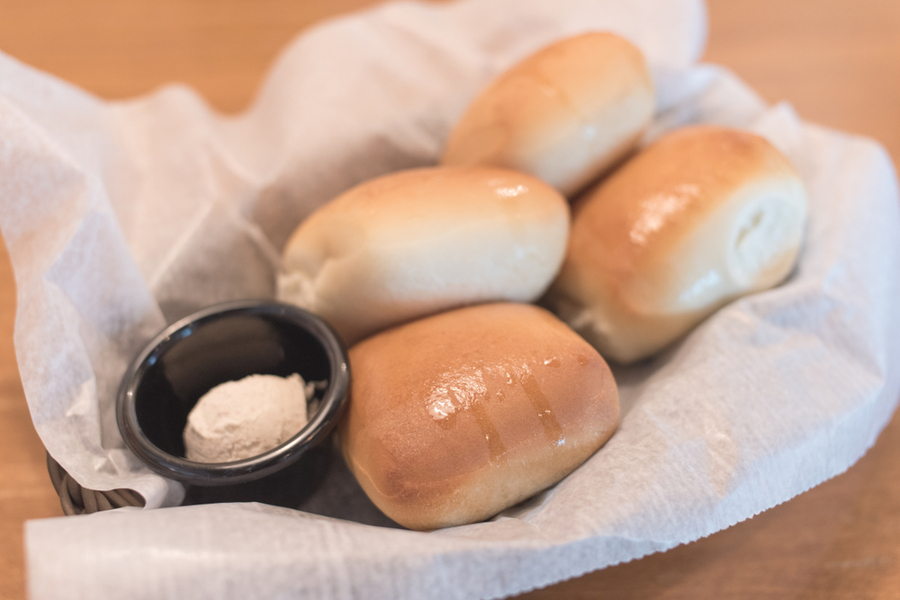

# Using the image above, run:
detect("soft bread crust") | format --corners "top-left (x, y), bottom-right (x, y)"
top-left (547, 125), bottom-right (808, 363)
top-left (441, 32), bottom-right (654, 197)
top-left (342, 303), bottom-right (619, 530)
top-left (277, 166), bottom-right (569, 345)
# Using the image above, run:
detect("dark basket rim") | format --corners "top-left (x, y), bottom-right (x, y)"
top-left (46, 452), bottom-right (145, 516)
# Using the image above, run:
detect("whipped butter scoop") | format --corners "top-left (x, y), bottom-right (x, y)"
top-left (184, 374), bottom-right (313, 463)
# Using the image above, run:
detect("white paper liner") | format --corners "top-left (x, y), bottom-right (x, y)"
top-left (2, 0), bottom-right (899, 598)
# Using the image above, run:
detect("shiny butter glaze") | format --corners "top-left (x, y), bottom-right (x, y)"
top-left (341, 303), bottom-right (619, 530)
top-left (549, 125), bottom-right (807, 363)
top-left (423, 359), bottom-right (565, 465)
top-left (565, 126), bottom-right (802, 283)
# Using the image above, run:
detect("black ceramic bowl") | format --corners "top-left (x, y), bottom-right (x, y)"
top-left (116, 300), bottom-right (350, 489)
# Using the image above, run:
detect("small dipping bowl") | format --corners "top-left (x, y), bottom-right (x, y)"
top-left (117, 300), bottom-right (350, 500)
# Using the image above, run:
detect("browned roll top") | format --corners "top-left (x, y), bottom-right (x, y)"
top-left (547, 125), bottom-right (808, 363)
top-left (341, 303), bottom-right (620, 530)
top-left (441, 31), bottom-right (654, 197)
top-left (277, 166), bottom-right (569, 345)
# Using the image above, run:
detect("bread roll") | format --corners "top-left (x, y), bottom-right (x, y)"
top-left (278, 166), bottom-right (569, 345)
top-left (342, 302), bottom-right (619, 530)
top-left (441, 32), bottom-right (654, 197)
top-left (546, 125), bottom-right (808, 364)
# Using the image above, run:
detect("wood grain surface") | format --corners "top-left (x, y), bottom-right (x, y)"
top-left (0, 1), bottom-right (898, 598)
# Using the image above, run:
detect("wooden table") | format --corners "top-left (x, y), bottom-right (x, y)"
top-left (1, 1), bottom-right (898, 598)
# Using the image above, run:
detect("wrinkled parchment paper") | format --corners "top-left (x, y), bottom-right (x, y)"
top-left (2, 0), bottom-right (899, 598)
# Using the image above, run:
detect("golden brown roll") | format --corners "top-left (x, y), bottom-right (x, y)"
top-left (341, 302), bottom-right (620, 530)
top-left (441, 32), bottom-right (654, 197)
top-left (277, 166), bottom-right (569, 345)
top-left (546, 125), bottom-right (808, 364)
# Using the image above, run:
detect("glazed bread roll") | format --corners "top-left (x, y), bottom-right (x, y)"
top-left (441, 32), bottom-right (654, 197)
top-left (546, 125), bottom-right (808, 364)
top-left (278, 166), bottom-right (569, 345)
top-left (342, 302), bottom-right (620, 530)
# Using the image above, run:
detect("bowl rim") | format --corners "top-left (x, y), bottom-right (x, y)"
top-left (116, 299), bottom-right (350, 486)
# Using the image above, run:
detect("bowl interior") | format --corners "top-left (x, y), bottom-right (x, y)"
top-left (133, 308), bottom-right (333, 459)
